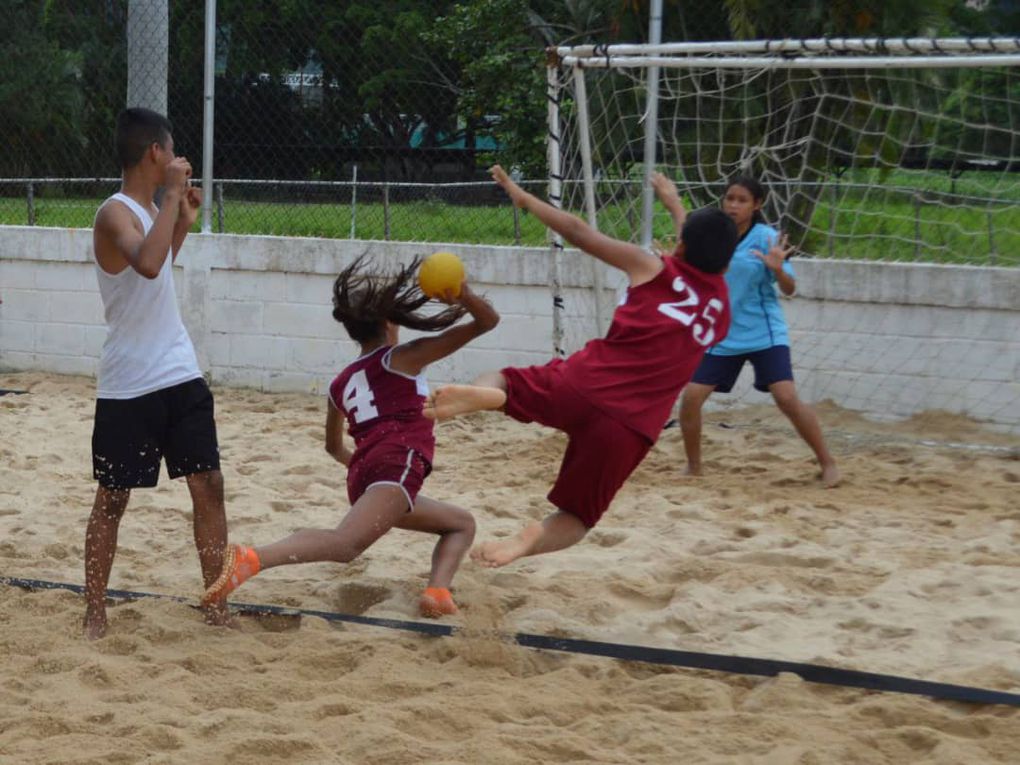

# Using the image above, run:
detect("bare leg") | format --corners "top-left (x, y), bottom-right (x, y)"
top-left (185, 470), bottom-right (230, 625)
top-left (470, 511), bottom-right (588, 569)
top-left (83, 486), bottom-right (130, 640)
top-left (680, 383), bottom-right (715, 476)
top-left (202, 485), bottom-right (411, 605)
top-left (397, 495), bottom-right (475, 616)
top-left (769, 381), bottom-right (840, 487)
top-left (257, 485), bottom-right (410, 568)
top-left (396, 495), bottom-right (476, 589)
top-left (425, 371), bottom-right (507, 422)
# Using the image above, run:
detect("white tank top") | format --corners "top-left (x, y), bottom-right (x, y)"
top-left (93, 193), bottom-right (202, 399)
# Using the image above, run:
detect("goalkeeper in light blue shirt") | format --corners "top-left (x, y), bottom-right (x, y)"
top-left (654, 174), bottom-right (840, 487)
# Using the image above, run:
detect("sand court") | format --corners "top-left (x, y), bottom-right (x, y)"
top-left (1, 371), bottom-right (1019, 764)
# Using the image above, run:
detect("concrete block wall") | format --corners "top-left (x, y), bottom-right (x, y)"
top-left (1, 226), bottom-right (1018, 432)
top-left (0, 228), bottom-right (616, 396)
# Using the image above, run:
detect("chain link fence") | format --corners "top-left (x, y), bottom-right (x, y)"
top-left (2, 0), bottom-right (558, 244)
top-left (3, 2), bottom-right (1019, 254)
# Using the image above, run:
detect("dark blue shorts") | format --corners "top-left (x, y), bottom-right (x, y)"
top-left (691, 345), bottom-right (793, 394)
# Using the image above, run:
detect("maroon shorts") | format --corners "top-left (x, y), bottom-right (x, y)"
top-left (502, 361), bottom-right (651, 528)
top-left (346, 444), bottom-right (430, 511)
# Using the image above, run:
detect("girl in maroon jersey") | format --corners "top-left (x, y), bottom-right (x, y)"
top-left (203, 256), bottom-right (499, 617)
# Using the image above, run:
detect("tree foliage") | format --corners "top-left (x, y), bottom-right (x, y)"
top-left (2, 0), bottom-right (1016, 180)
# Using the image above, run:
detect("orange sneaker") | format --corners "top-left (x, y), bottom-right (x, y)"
top-left (202, 544), bottom-right (261, 606)
top-left (419, 586), bottom-right (458, 618)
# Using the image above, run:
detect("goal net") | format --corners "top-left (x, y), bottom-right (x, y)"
top-left (546, 38), bottom-right (1020, 437)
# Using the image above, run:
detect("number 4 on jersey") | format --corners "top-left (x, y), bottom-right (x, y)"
top-left (343, 369), bottom-right (379, 423)
top-left (658, 275), bottom-right (724, 346)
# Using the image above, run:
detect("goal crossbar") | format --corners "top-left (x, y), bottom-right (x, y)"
top-left (558, 37), bottom-right (1020, 59)
top-left (562, 54), bottom-right (1020, 70)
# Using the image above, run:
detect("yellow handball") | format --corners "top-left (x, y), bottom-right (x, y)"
top-left (418, 251), bottom-right (465, 299)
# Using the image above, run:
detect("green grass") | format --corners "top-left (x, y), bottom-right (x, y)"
top-left (2, 184), bottom-right (1016, 266)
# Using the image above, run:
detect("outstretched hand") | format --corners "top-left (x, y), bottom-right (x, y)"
top-left (751, 233), bottom-right (794, 272)
top-left (651, 172), bottom-right (683, 212)
top-left (489, 164), bottom-right (528, 208)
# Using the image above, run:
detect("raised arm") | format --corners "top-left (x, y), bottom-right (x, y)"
top-left (490, 165), bottom-right (662, 286)
top-left (93, 157), bottom-right (192, 278)
top-left (388, 284), bottom-right (500, 377)
top-left (651, 172), bottom-right (687, 244)
top-left (752, 233), bottom-right (797, 296)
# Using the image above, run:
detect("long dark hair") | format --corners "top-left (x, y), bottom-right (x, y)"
top-left (331, 256), bottom-right (466, 344)
top-left (725, 174), bottom-right (767, 226)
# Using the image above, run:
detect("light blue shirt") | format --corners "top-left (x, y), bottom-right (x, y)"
top-left (709, 222), bottom-right (795, 356)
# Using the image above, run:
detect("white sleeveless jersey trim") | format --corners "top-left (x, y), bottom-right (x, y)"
top-left (382, 346), bottom-right (430, 397)
top-left (94, 192), bottom-right (202, 399)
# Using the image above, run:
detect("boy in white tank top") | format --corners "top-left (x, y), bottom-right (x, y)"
top-left (85, 108), bottom-right (230, 639)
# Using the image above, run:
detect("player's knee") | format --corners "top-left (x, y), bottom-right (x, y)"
top-left (189, 469), bottom-right (224, 494)
top-left (94, 487), bottom-right (130, 518)
top-left (772, 389), bottom-right (799, 413)
top-left (775, 395), bottom-right (799, 420)
top-left (333, 535), bottom-right (372, 563)
top-left (680, 396), bottom-right (702, 421)
top-left (457, 511), bottom-right (477, 540)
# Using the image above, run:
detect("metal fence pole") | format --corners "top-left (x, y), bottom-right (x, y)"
top-left (510, 167), bottom-right (523, 244)
top-left (913, 193), bottom-right (922, 261)
top-left (828, 180), bottom-right (836, 258)
top-left (201, 0), bottom-right (217, 233)
top-left (215, 181), bottom-right (224, 233)
top-left (383, 182), bottom-right (390, 240)
top-left (987, 209), bottom-right (996, 265)
top-left (350, 164), bottom-right (358, 239)
top-left (26, 182), bottom-right (35, 226)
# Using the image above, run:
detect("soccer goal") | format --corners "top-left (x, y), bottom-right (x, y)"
top-left (545, 38), bottom-right (1020, 433)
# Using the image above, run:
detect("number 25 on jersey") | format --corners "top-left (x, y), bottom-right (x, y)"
top-left (657, 275), bottom-right (723, 346)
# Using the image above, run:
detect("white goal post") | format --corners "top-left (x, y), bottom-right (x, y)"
top-left (542, 38), bottom-right (1020, 431)
top-left (546, 37), bottom-right (1020, 266)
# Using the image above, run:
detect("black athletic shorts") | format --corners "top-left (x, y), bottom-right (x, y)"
top-left (92, 377), bottom-right (220, 489)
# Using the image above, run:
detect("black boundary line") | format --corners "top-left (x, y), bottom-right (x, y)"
top-left (4, 575), bottom-right (1019, 707)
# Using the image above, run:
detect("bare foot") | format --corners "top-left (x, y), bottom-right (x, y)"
top-left (821, 462), bottom-right (841, 488)
top-left (83, 610), bottom-right (107, 641)
top-left (684, 462), bottom-right (703, 477)
top-left (425, 385), bottom-right (506, 422)
top-left (470, 524), bottom-right (543, 568)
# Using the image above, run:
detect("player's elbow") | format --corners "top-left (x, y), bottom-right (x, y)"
top-left (477, 310), bottom-right (500, 334)
top-left (134, 262), bottom-right (161, 280)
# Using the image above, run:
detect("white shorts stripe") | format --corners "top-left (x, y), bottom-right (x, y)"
top-left (398, 449), bottom-right (415, 485)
